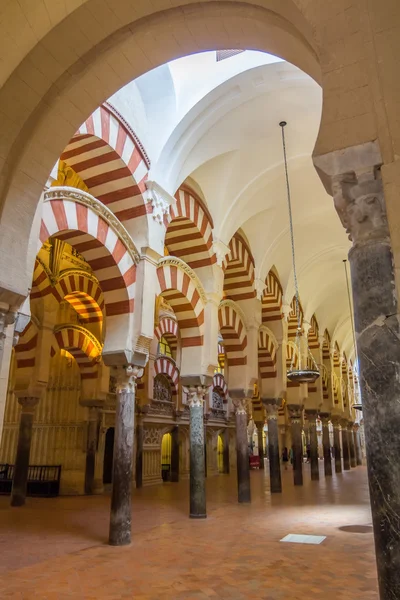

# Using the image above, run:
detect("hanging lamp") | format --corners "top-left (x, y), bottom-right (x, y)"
top-left (279, 121), bottom-right (320, 385)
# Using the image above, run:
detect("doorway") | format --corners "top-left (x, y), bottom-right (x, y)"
top-left (217, 435), bottom-right (224, 473)
top-left (161, 432), bottom-right (172, 482)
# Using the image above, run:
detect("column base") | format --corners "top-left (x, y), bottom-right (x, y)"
top-left (190, 513), bottom-right (207, 519)
top-left (109, 535), bottom-right (131, 547)
top-left (10, 494), bottom-right (26, 507)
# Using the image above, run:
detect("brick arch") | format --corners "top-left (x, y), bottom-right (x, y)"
top-left (262, 269), bottom-right (283, 323)
top-left (57, 272), bottom-right (105, 324)
top-left (166, 186), bottom-right (215, 269)
top-left (61, 104), bottom-right (149, 224)
top-left (308, 314), bottom-right (320, 349)
top-left (40, 190), bottom-right (138, 318)
top-left (258, 326), bottom-right (278, 379)
top-left (213, 373), bottom-right (228, 397)
top-left (154, 356), bottom-right (179, 398)
top-left (332, 341), bottom-right (341, 368)
top-left (157, 258), bottom-right (206, 347)
top-left (14, 320), bottom-right (39, 372)
top-left (288, 296), bottom-right (304, 339)
top-left (223, 231), bottom-right (255, 301)
top-left (53, 325), bottom-right (102, 380)
top-left (154, 316), bottom-right (179, 355)
top-left (218, 300), bottom-right (247, 366)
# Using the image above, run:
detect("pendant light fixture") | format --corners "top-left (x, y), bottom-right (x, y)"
top-left (279, 121), bottom-right (320, 385)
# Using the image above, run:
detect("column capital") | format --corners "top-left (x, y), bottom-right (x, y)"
top-left (264, 402), bottom-right (279, 420)
top-left (185, 385), bottom-right (209, 408)
top-left (287, 404), bottom-right (303, 422)
top-left (353, 423), bottom-right (360, 432)
top-left (304, 408), bottom-right (318, 419)
top-left (319, 412), bottom-right (331, 426)
top-left (114, 365), bottom-right (143, 393)
top-left (340, 418), bottom-right (349, 429)
top-left (232, 397), bottom-right (248, 415)
top-left (17, 396), bottom-right (39, 413)
top-left (330, 415), bottom-right (342, 427)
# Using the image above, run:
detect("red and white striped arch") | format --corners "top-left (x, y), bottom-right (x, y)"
top-left (286, 341), bottom-right (300, 387)
top-left (57, 272), bottom-right (104, 324)
top-left (258, 327), bottom-right (277, 379)
top-left (213, 373), bottom-right (228, 397)
top-left (322, 329), bottom-right (331, 361)
top-left (157, 259), bottom-right (205, 347)
top-left (262, 270), bottom-right (283, 323)
top-left (53, 326), bottom-right (101, 380)
top-left (308, 314), bottom-right (320, 349)
top-left (166, 187), bottom-right (215, 269)
top-left (154, 316), bottom-right (179, 354)
top-left (218, 301), bottom-right (247, 367)
top-left (287, 296), bottom-right (304, 339)
top-left (333, 341), bottom-right (341, 368)
top-left (61, 104), bottom-right (149, 224)
top-left (223, 232), bottom-right (255, 301)
top-left (14, 320), bottom-right (38, 371)
top-left (40, 193), bottom-right (137, 318)
top-left (154, 356), bottom-right (179, 397)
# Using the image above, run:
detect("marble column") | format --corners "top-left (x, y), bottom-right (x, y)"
top-left (320, 413), bottom-right (332, 477)
top-left (256, 422), bottom-right (265, 469)
top-left (288, 404), bottom-right (303, 486)
top-left (170, 425), bottom-right (180, 482)
top-left (264, 400), bottom-right (282, 493)
top-left (223, 428), bottom-right (230, 474)
top-left (135, 406), bottom-right (148, 489)
top-left (354, 424), bottom-right (363, 466)
top-left (187, 385), bottom-right (208, 518)
top-left (314, 146), bottom-right (400, 596)
top-left (109, 365), bottom-right (142, 546)
top-left (331, 416), bottom-right (342, 473)
top-left (348, 421), bottom-right (357, 468)
top-left (204, 413), bottom-right (209, 478)
top-left (11, 396), bottom-right (39, 507)
top-left (80, 401), bottom-right (102, 495)
top-left (233, 397), bottom-right (251, 503)
top-left (341, 419), bottom-right (351, 471)
top-left (305, 410), bottom-right (319, 481)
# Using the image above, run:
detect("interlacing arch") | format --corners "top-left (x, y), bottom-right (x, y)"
top-left (56, 271), bottom-right (105, 324)
top-left (223, 231), bottom-right (255, 301)
top-left (154, 316), bottom-right (179, 355)
top-left (287, 296), bottom-right (304, 339)
top-left (258, 326), bottom-right (278, 379)
top-left (262, 269), bottom-right (283, 323)
top-left (154, 357), bottom-right (179, 399)
top-left (53, 325), bottom-right (102, 380)
top-left (218, 300), bottom-right (247, 367)
top-left (60, 103), bottom-right (150, 224)
top-left (157, 257), bottom-right (206, 347)
top-left (40, 189), bottom-right (138, 317)
top-left (166, 186), bottom-right (215, 269)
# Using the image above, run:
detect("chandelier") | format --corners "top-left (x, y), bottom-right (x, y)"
top-left (280, 121), bottom-right (320, 385)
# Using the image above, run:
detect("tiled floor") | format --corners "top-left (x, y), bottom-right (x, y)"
top-left (0, 463), bottom-right (378, 599)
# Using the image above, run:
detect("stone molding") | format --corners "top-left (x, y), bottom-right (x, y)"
top-left (54, 323), bottom-right (103, 355)
top-left (104, 101), bottom-right (151, 168)
top-left (212, 239), bottom-right (230, 267)
top-left (157, 256), bottom-right (207, 304)
top-left (44, 187), bottom-right (140, 263)
top-left (145, 180), bottom-right (175, 225)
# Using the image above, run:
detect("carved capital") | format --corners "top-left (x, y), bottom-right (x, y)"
top-left (232, 397), bottom-right (248, 415)
top-left (305, 409), bottom-right (318, 425)
top-left (340, 418), bottom-right (349, 430)
top-left (114, 365), bottom-right (143, 393)
top-left (330, 415), bottom-right (342, 428)
top-left (319, 412), bottom-right (331, 426)
top-left (185, 385), bottom-right (208, 408)
top-left (333, 170), bottom-right (388, 245)
top-left (287, 404), bottom-right (303, 422)
top-left (18, 397), bottom-right (39, 413)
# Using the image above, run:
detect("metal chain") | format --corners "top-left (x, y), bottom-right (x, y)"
top-left (280, 122), bottom-right (302, 370)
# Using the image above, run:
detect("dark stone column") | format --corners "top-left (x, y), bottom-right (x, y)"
top-left (170, 425), bottom-right (180, 482)
top-left (305, 410), bottom-right (319, 481)
top-left (223, 428), bottom-right (230, 474)
top-left (320, 413), bottom-right (332, 477)
top-left (109, 365), bottom-right (142, 546)
top-left (11, 396), bottom-right (39, 507)
top-left (187, 385), bottom-right (208, 518)
top-left (341, 419), bottom-right (351, 471)
top-left (288, 404), bottom-right (303, 486)
top-left (325, 163), bottom-right (400, 597)
top-left (203, 413), bottom-right (209, 478)
top-left (81, 402), bottom-right (102, 495)
top-left (233, 397), bottom-right (251, 503)
top-left (354, 424), bottom-right (363, 466)
top-left (134, 407), bottom-right (146, 489)
top-left (264, 399), bottom-right (282, 493)
top-left (256, 422), bottom-right (265, 469)
top-left (348, 421), bottom-right (357, 468)
top-left (331, 416), bottom-right (342, 473)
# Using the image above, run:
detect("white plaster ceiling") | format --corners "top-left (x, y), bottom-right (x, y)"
top-left (109, 52), bottom-right (354, 358)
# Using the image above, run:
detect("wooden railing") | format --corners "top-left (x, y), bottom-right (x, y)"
top-left (0, 464), bottom-right (62, 497)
